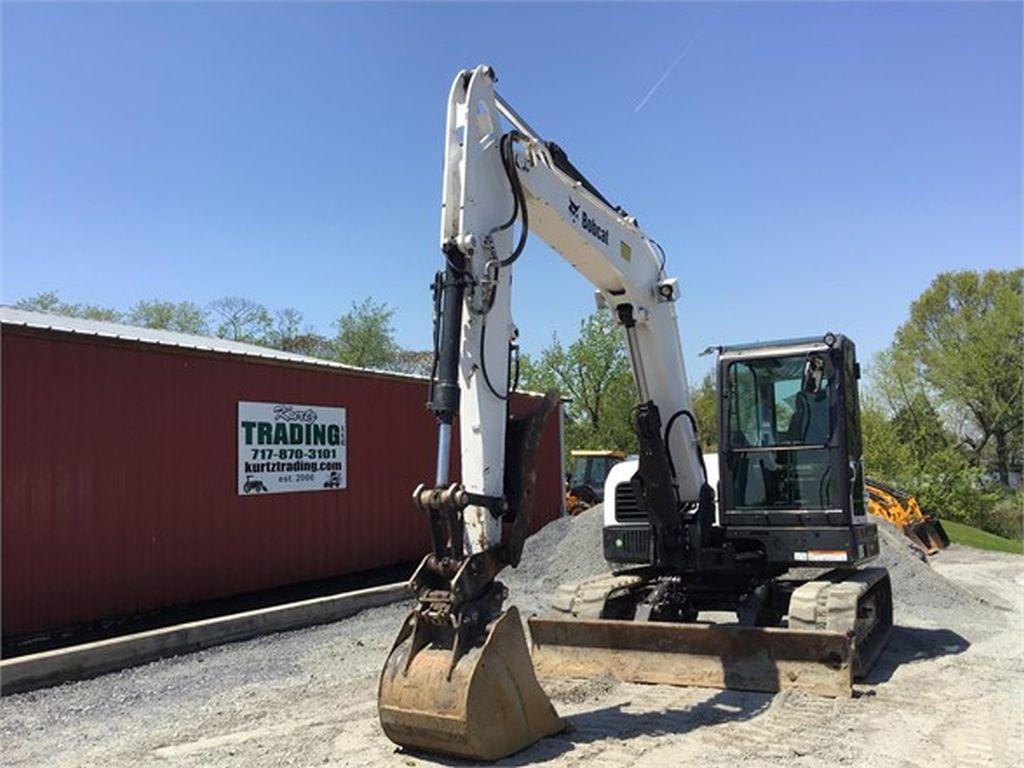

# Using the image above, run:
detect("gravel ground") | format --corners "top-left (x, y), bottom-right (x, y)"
top-left (3, 507), bottom-right (1022, 768)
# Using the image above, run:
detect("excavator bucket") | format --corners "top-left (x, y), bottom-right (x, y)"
top-left (906, 518), bottom-right (951, 554)
top-left (378, 606), bottom-right (564, 761)
top-left (866, 479), bottom-right (949, 556)
top-left (529, 617), bottom-right (854, 698)
top-left (904, 522), bottom-right (936, 555)
top-left (928, 518), bottom-right (951, 549)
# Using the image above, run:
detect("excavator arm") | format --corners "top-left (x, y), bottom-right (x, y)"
top-left (379, 64), bottom-right (708, 761)
top-left (431, 66), bottom-right (706, 564)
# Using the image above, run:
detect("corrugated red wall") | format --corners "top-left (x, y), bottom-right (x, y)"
top-left (1, 327), bottom-right (563, 639)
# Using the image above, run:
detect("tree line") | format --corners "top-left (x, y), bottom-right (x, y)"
top-left (15, 269), bottom-right (1022, 538)
top-left (13, 290), bottom-right (429, 374)
top-left (518, 269), bottom-right (1022, 541)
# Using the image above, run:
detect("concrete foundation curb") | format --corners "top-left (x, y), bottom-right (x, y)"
top-left (1, 581), bottom-right (411, 696)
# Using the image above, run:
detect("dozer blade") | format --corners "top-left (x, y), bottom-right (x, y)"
top-left (378, 606), bottom-right (564, 761)
top-left (529, 617), bottom-right (854, 698)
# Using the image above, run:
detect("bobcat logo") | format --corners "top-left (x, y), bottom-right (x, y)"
top-left (568, 197), bottom-right (609, 244)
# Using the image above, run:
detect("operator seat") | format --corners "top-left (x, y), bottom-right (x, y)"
top-left (789, 389), bottom-right (830, 444)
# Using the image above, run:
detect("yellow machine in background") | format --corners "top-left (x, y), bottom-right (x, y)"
top-left (866, 478), bottom-right (950, 555)
top-left (565, 450), bottom-right (626, 516)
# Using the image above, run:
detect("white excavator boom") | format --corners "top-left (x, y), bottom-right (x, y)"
top-left (438, 67), bottom-right (704, 558)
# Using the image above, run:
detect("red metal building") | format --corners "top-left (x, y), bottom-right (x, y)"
top-left (1, 308), bottom-right (564, 640)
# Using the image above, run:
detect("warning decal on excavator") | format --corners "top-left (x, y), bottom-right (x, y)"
top-left (796, 550), bottom-right (849, 563)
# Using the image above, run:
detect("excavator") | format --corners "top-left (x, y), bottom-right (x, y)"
top-left (866, 477), bottom-right (950, 554)
top-left (378, 65), bottom-right (892, 761)
top-left (565, 449), bottom-right (627, 515)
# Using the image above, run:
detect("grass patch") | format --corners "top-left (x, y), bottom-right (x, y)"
top-left (943, 519), bottom-right (1023, 554)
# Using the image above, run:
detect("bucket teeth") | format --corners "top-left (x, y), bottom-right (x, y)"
top-left (378, 607), bottom-right (564, 761)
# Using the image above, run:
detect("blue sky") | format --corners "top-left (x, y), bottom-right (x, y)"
top-left (3, 2), bottom-right (1020, 379)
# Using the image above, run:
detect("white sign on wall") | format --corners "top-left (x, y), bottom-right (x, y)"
top-left (238, 402), bottom-right (347, 495)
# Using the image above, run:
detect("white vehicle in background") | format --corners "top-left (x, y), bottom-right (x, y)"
top-left (603, 453), bottom-right (719, 565)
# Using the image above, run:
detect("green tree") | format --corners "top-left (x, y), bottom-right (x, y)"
top-left (520, 310), bottom-right (637, 462)
top-left (860, 393), bottom-right (914, 484)
top-left (267, 307), bottom-right (303, 347)
top-left (127, 300), bottom-right (209, 334)
top-left (287, 333), bottom-right (335, 358)
top-left (208, 296), bottom-right (272, 343)
top-left (15, 290), bottom-right (122, 322)
top-left (861, 387), bottom-right (995, 523)
top-left (689, 373), bottom-right (718, 452)
top-left (265, 308), bottom-right (334, 358)
top-left (333, 297), bottom-right (399, 369)
top-left (892, 269), bottom-right (1023, 485)
top-left (267, 308), bottom-right (304, 349)
top-left (14, 290), bottom-right (64, 314)
top-left (393, 350), bottom-right (435, 377)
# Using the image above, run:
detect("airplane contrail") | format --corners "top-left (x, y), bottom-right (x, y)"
top-left (634, 12), bottom-right (718, 113)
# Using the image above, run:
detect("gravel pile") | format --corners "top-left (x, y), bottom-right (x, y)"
top-left (502, 504), bottom-right (1002, 633)
top-left (503, 505), bottom-right (608, 614)
top-left (873, 518), bottom-right (999, 633)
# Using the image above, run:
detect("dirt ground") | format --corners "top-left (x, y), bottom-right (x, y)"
top-left (2, 539), bottom-right (1022, 767)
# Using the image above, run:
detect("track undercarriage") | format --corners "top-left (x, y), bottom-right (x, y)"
top-left (531, 566), bottom-right (893, 696)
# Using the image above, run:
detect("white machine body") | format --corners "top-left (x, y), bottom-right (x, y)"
top-left (439, 66), bottom-right (704, 555)
top-left (604, 454), bottom-right (720, 533)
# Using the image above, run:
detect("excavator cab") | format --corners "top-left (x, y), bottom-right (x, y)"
top-left (572, 335), bottom-right (891, 691)
top-left (716, 333), bottom-right (878, 566)
top-left (603, 334), bottom-right (879, 569)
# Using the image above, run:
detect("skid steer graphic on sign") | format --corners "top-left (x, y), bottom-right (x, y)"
top-left (323, 471), bottom-right (342, 488)
top-left (243, 475), bottom-right (268, 494)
